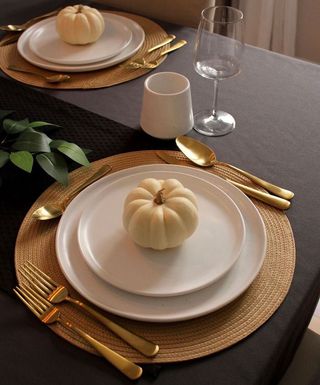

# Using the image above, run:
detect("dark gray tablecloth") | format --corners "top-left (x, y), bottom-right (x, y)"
top-left (1, 2), bottom-right (320, 385)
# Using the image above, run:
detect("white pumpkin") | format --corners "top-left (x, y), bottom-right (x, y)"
top-left (56, 5), bottom-right (105, 45)
top-left (123, 178), bottom-right (199, 250)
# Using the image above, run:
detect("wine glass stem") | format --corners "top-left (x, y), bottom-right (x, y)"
top-left (212, 79), bottom-right (219, 118)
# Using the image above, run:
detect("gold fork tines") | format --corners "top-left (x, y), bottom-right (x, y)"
top-left (124, 40), bottom-right (187, 69)
top-left (14, 284), bottom-right (143, 380)
top-left (19, 261), bottom-right (159, 357)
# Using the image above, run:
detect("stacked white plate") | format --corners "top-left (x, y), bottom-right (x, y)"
top-left (56, 164), bottom-right (267, 323)
top-left (17, 13), bottom-right (145, 72)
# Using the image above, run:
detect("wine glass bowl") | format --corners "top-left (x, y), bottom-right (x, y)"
top-left (193, 6), bottom-right (244, 136)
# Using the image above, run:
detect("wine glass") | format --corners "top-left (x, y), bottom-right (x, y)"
top-left (193, 6), bottom-right (244, 136)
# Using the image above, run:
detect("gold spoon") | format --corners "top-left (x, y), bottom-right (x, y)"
top-left (7, 65), bottom-right (70, 84)
top-left (0, 8), bottom-right (61, 32)
top-left (176, 136), bottom-right (294, 200)
top-left (156, 151), bottom-right (291, 210)
top-left (32, 164), bottom-right (112, 220)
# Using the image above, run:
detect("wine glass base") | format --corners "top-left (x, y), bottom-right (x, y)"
top-left (193, 110), bottom-right (236, 137)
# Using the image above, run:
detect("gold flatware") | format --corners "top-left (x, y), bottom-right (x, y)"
top-left (0, 9), bottom-right (61, 32)
top-left (146, 34), bottom-right (176, 53)
top-left (176, 136), bottom-right (294, 200)
top-left (14, 284), bottom-right (143, 380)
top-left (0, 33), bottom-right (20, 47)
top-left (156, 151), bottom-right (291, 210)
top-left (123, 34), bottom-right (176, 68)
top-left (32, 164), bottom-right (112, 220)
top-left (124, 40), bottom-right (187, 69)
top-left (7, 65), bottom-right (70, 83)
top-left (19, 261), bottom-right (159, 357)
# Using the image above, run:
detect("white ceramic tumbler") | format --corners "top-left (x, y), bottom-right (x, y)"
top-left (140, 72), bottom-right (194, 139)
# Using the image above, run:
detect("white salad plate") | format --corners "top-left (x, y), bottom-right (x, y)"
top-left (56, 164), bottom-right (267, 322)
top-left (17, 13), bottom-right (145, 72)
top-left (77, 171), bottom-right (245, 297)
top-left (29, 15), bottom-right (132, 65)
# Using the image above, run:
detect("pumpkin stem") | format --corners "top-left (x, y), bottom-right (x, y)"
top-left (77, 4), bottom-right (84, 13)
top-left (154, 188), bottom-right (166, 205)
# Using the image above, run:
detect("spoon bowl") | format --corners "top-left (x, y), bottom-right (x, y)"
top-left (175, 136), bottom-right (216, 167)
top-left (175, 136), bottom-right (294, 200)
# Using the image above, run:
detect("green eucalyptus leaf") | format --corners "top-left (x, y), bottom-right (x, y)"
top-left (0, 150), bottom-right (9, 167)
top-left (56, 141), bottom-right (90, 166)
top-left (0, 110), bottom-right (14, 120)
top-left (49, 139), bottom-right (66, 149)
top-left (82, 148), bottom-right (92, 155)
top-left (3, 118), bottom-right (29, 134)
top-left (9, 151), bottom-right (33, 173)
top-left (36, 152), bottom-right (69, 186)
top-left (28, 121), bottom-right (60, 129)
top-left (12, 130), bottom-right (52, 152)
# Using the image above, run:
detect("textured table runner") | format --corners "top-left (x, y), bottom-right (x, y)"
top-left (0, 11), bottom-right (169, 89)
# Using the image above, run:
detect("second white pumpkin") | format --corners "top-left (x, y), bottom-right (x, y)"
top-left (56, 5), bottom-right (105, 45)
top-left (123, 178), bottom-right (199, 250)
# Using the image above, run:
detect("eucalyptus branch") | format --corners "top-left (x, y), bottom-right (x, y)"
top-left (0, 109), bottom-right (91, 186)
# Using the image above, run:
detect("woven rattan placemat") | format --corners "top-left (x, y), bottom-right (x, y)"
top-left (15, 150), bottom-right (295, 363)
top-left (0, 12), bottom-right (169, 89)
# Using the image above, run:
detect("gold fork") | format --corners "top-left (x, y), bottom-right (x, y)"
top-left (123, 40), bottom-right (187, 69)
top-left (19, 261), bottom-right (159, 357)
top-left (14, 284), bottom-right (143, 380)
top-left (121, 34), bottom-right (176, 68)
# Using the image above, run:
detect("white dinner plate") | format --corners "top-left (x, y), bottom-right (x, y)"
top-left (17, 13), bottom-right (145, 72)
top-left (56, 164), bottom-right (267, 322)
top-left (29, 14), bottom-right (132, 65)
top-left (77, 171), bottom-right (245, 297)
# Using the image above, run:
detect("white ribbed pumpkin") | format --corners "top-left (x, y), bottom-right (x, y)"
top-left (56, 5), bottom-right (105, 45)
top-left (123, 178), bottom-right (199, 250)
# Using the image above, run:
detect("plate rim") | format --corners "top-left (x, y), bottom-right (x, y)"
top-left (17, 12), bottom-right (145, 72)
top-left (77, 170), bottom-right (246, 297)
top-left (56, 164), bottom-right (267, 322)
top-left (29, 15), bottom-right (133, 65)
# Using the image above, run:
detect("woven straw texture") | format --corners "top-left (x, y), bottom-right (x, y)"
top-left (15, 151), bottom-right (295, 363)
top-left (0, 12), bottom-right (168, 89)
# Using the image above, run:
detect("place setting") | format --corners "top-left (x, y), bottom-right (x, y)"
top-left (14, 145), bottom-right (296, 367)
top-left (0, 5), bottom-right (185, 88)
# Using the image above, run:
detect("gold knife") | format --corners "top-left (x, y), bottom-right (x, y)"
top-left (156, 151), bottom-right (291, 210)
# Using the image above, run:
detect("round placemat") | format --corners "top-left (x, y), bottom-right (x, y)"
top-left (15, 150), bottom-right (295, 363)
top-left (0, 12), bottom-right (169, 89)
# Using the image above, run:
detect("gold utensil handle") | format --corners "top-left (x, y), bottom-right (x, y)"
top-left (156, 151), bottom-right (291, 210)
top-left (0, 8), bottom-right (60, 31)
top-left (68, 298), bottom-right (159, 357)
top-left (147, 34), bottom-right (176, 52)
top-left (67, 164), bottom-right (112, 202)
top-left (60, 318), bottom-right (143, 380)
top-left (221, 162), bottom-right (294, 200)
top-left (227, 179), bottom-right (291, 210)
top-left (23, 8), bottom-right (61, 25)
top-left (0, 34), bottom-right (20, 46)
top-left (7, 65), bottom-right (43, 77)
top-left (160, 40), bottom-right (187, 56)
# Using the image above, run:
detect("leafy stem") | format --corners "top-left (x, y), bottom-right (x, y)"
top-left (0, 109), bottom-right (91, 185)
